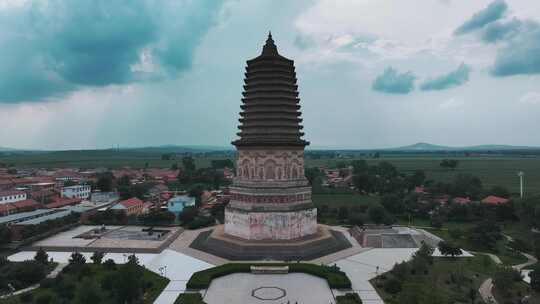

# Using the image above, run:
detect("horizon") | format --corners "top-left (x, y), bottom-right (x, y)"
top-left (1, 0), bottom-right (540, 150)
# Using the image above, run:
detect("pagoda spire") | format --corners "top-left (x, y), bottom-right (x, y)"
top-left (262, 31), bottom-right (278, 55)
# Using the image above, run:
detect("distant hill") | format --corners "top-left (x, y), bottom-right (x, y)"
top-left (388, 142), bottom-right (538, 152)
top-left (0, 147), bottom-right (18, 152)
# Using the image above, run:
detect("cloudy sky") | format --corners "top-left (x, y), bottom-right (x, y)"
top-left (1, 0), bottom-right (540, 150)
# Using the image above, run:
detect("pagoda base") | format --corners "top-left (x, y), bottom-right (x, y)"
top-left (189, 225), bottom-right (351, 261)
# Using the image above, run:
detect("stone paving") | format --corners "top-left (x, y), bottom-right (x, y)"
top-left (202, 273), bottom-right (335, 304)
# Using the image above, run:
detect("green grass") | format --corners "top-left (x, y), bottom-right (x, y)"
top-left (186, 263), bottom-right (351, 290)
top-left (420, 225), bottom-right (529, 266)
top-left (372, 255), bottom-right (496, 304)
top-left (306, 156), bottom-right (540, 195)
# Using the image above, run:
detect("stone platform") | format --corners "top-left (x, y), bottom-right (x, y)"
top-left (189, 225), bottom-right (351, 261)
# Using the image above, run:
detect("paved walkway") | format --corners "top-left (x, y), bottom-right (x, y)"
top-left (477, 249), bottom-right (537, 304)
top-left (0, 263), bottom-right (67, 299)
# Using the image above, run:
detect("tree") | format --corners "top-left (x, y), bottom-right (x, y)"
top-left (0, 225), bottom-right (11, 245)
top-left (380, 194), bottom-right (403, 214)
top-left (68, 251), bottom-right (86, 271)
top-left (488, 185), bottom-right (510, 198)
top-left (438, 241), bottom-right (463, 258)
top-left (96, 172), bottom-right (114, 192)
top-left (351, 159), bottom-right (368, 174)
top-left (440, 159), bottom-right (459, 170)
top-left (452, 174), bottom-right (483, 199)
top-left (493, 266), bottom-right (521, 297)
top-left (384, 277), bottom-right (402, 294)
top-left (103, 259), bottom-right (116, 271)
top-left (90, 251), bottom-right (104, 265)
top-left (368, 205), bottom-right (387, 224)
top-left (75, 277), bottom-right (101, 304)
top-left (530, 265), bottom-right (540, 291)
top-left (34, 248), bottom-right (49, 265)
top-left (468, 220), bottom-right (502, 251)
top-left (179, 206), bottom-right (199, 225)
top-left (115, 260), bottom-right (144, 304)
top-left (182, 156), bottom-right (196, 174)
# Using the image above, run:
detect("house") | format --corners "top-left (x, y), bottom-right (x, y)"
top-left (452, 197), bottom-right (471, 205)
top-left (61, 184), bottom-right (91, 199)
top-left (0, 190), bottom-right (27, 204)
top-left (12, 199), bottom-right (41, 212)
top-left (166, 195), bottom-right (195, 218)
top-left (46, 197), bottom-right (82, 209)
top-left (481, 195), bottom-right (509, 205)
top-left (0, 203), bottom-right (16, 216)
top-left (111, 197), bottom-right (144, 216)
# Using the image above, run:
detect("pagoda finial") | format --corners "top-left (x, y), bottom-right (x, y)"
top-left (262, 31), bottom-right (278, 55)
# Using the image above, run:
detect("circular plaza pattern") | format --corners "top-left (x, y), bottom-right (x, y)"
top-left (251, 286), bottom-right (286, 300)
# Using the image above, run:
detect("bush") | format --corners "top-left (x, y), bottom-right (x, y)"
top-left (174, 293), bottom-right (207, 304)
top-left (40, 278), bottom-right (55, 289)
top-left (383, 277), bottom-right (402, 294)
top-left (336, 292), bottom-right (363, 304)
top-left (103, 259), bottom-right (116, 270)
top-left (186, 263), bottom-right (351, 289)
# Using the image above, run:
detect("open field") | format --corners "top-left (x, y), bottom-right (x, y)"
top-left (2, 151), bottom-right (540, 194)
top-left (307, 156), bottom-right (540, 195)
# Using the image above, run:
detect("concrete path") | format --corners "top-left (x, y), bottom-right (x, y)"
top-left (479, 278), bottom-right (497, 304)
top-left (0, 263), bottom-right (66, 299)
top-left (335, 248), bottom-right (418, 304)
top-left (513, 252), bottom-right (537, 270)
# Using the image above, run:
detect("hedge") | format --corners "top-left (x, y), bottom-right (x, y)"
top-left (336, 293), bottom-right (363, 304)
top-left (174, 293), bottom-right (206, 304)
top-left (186, 263), bottom-right (351, 289)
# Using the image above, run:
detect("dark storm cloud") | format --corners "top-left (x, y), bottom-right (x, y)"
top-left (454, 0), bottom-right (507, 35)
top-left (372, 67), bottom-right (416, 94)
top-left (420, 64), bottom-right (470, 91)
top-left (481, 18), bottom-right (522, 43)
top-left (0, 0), bottom-right (222, 103)
top-left (491, 20), bottom-right (540, 77)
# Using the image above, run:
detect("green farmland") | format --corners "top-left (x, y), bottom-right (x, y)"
top-left (1, 151), bottom-right (539, 195)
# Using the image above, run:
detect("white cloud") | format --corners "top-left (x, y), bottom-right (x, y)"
top-left (519, 91), bottom-right (540, 105)
top-left (440, 97), bottom-right (465, 109)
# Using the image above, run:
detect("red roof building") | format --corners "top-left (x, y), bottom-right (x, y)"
top-left (111, 197), bottom-right (144, 216)
top-left (12, 199), bottom-right (42, 211)
top-left (453, 197), bottom-right (472, 205)
top-left (481, 195), bottom-right (510, 205)
top-left (45, 197), bottom-right (82, 209)
top-left (0, 203), bottom-right (16, 216)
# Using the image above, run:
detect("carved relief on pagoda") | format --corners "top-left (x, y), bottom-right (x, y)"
top-left (235, 149), bottom-right (305, 181)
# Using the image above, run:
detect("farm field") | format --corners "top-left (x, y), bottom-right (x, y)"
top-left (1, 151), bottom-right (540, 195)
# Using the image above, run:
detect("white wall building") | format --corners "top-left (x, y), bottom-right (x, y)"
top-left (0, 190), bottom-right (27, 204)
top-left (61, 185), bottom-right (91, 199)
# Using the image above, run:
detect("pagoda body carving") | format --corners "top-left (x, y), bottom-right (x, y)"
top-left (224, 34), bottom-right (317, 240)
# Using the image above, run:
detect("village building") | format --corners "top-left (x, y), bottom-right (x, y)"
top-left (481, 195), bottom-right (510, 205)
top-left (110, 197), bottom-right (145, 216)
top-left (61, 184), bottom-right (91, 199)
top-left (0, 190), bottom-right (27, 204)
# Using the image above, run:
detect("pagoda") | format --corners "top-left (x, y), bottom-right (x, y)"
top-left (189, 33), bottom-right (351, 260)
top-left (224, 32), bottom-right (317, 240)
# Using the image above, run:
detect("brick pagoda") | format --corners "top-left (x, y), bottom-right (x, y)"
top-left (190, 34), bottom-right (350, 260)
top-left (224, 33), bottom-right (317, 240)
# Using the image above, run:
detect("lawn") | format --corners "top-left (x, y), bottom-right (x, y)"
top-left (372, 255), bottom-right (496, 304)
top-left (419, 225), bottom-right (529, 266)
